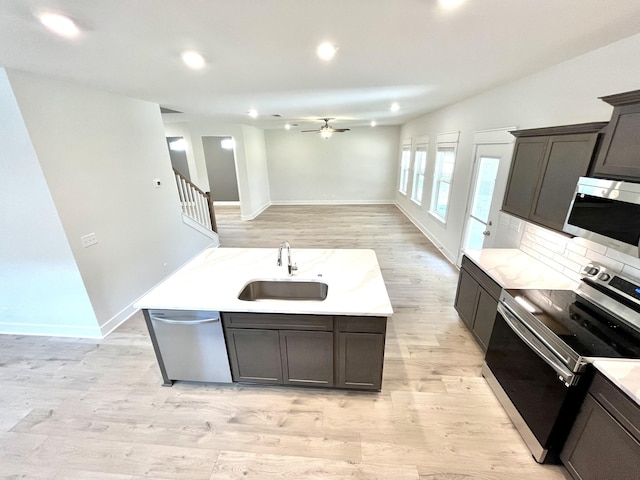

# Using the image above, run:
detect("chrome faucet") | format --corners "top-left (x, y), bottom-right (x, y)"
top-left (277, 241), bottom-right (298, 276)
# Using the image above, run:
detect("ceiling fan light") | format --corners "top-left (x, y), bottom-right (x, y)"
top-left (320, 129), bottom-right (333, 139)
top-left (390, 102), bottom-right (400, 112)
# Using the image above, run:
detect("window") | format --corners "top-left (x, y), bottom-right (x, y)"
top-left (410, 145), bottom-right (428, 205)
top-left (398, 146), bottom-right (411, 195)
top-left (430, 145), bottom-right (456, 222)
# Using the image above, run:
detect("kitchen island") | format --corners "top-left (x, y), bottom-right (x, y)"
top-left (135, 247), bottom-right (393, 391)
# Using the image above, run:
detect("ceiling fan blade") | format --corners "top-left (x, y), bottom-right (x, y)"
top-left (333, 128), bottom-right (350, 132)
top-left (301, 129), bottom-right (321, 133)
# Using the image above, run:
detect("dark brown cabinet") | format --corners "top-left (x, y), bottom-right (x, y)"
top-left (335, 316), bottom-right (386, 391)
top-left (454, 255), bottom-right (501, 351)
top-left (591, 90), bottom-right (640, 180)
top-left (280, 330), bottom-right (333, 386)
top-left (561, 372), bottom-right (640, 480)
top-left (222, 312), bottom-right (387, 391)
top-left (502, 123), bottom-right (606, 232)
top-left (225, 328), bottom-right (283, 384)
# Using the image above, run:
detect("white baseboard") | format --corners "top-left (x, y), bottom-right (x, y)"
top-left (241, 201), bottom-right (271, 221)
top-left (270, 200), bottom-right (395, 206)
top-left (0, 322), bottom-right (103, 339)
top-left (394, 201), bottom-right (457, 265)
top-left (98, 304), bottom-right (139, 338)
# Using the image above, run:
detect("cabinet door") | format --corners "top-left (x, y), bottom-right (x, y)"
top-left (472, 288), bottom-right (499, 351)
top-left (336, 332), bottom-right (385, 391)
top-left (529, 133), bottom-right (598, 231)
top-left (454, 268), bottom-right (480, 330)
top-left (561, 394), bottom-right (640, 480)
top-left (225, 328), bottom-right (282, 384)
top-left (592, 104), bottom-right (640, 180)
top-left (280, 330), bottom-right (334, 387)
top-left (502, 137), bottom-right (548, 219)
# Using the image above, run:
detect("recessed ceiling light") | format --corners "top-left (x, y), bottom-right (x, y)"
top-left (39, 12), bottom-right (79, 38)
top-left (390, 102), bottom-right (400, 112)
top-left (439, 0), bottom-right (466, 10)
top-left (285, 124), bottom-right (291, 130)
top-left (248, 109), bottom-right (258, 118)
top-left (370, 120), bottom-right (377, 127)
top-left (181, 50), bottom-right (205, 69)
top-left (316, 42), bottom-right (338, 61)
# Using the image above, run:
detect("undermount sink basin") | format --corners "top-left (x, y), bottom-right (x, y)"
top-left (238, 280), bottom-right (328, 301)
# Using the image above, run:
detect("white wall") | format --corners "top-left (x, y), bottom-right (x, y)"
top-left (396, 32), bottom-right (640, 265)
top-left (164, 121), bottom-right (272, 220)
top-left (0, 69), bottom-right (99, 337)
top-left (265, 126), bottom-right (400, 204)
top-left (7, 70), bottom-right (215, 336)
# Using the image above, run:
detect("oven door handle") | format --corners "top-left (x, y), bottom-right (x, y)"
top-left (497, 303), bottom-right (577, 387)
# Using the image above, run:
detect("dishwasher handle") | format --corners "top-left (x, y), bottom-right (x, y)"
top-left (150, 315), bottom-right (220, 326)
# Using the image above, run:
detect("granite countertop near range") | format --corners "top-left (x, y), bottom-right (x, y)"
top-left (464, 248), bottom-right (579, 290)
top-left (135, 247), bottom-right (393, 317)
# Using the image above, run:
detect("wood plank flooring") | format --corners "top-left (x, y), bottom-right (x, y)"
top-left (0, 205), bottom-right (570, 479)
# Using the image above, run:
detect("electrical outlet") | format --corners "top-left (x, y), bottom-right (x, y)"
top-left (81, 233), bottom-right (98, 248)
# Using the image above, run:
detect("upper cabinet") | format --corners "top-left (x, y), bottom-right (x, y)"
top-left (591, 89), bottom-right (640, 180)
top-left (502, 122), bottom-right (607, 232)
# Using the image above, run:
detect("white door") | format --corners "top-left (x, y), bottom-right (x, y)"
top-left (460, 142), bottom-right (513, 260)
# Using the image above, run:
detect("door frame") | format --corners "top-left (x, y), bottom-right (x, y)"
top-left (456, 127), bottom-right (516, 266)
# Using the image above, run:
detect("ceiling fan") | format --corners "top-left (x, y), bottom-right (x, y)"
top-left (301, 118), bottom-right (350, 139)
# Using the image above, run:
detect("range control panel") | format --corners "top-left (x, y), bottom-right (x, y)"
top-left (581, 264), bottom-right (640, 304)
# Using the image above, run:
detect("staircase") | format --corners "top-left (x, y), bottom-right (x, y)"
top-left (173, 168), bottom-right (217, 233)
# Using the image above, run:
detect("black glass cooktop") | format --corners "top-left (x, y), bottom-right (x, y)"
top-left (505, 285), bottom-right (640, 360)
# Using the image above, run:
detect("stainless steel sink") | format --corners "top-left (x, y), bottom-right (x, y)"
top-left (238, 280), bottom-right (328, 301)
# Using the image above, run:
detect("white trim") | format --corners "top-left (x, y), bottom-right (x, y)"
top-left (99, 305), bottom-right (139, 337)
top-left (241, 201), bottom-right (271, 221)
top-left (181, 213), bottom-right (218, 240)
top-left (395, 201), bottom-right (457, 265)
top-left (0, 322), bottom-right (103, 338)
top-left (473, 127), bottom-right (517, 144)
top-left (436, 131), bottom-right (460, 144)
top-left (213, 201), bottom-right (240, 206)
top-left (271, 200), bottom-right (395, 206)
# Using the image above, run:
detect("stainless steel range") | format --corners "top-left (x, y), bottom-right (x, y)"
top-left (483, 263), bottom-right (640, 463)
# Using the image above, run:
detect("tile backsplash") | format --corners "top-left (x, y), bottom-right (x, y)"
top-left (518, 222), bottom-right (640, 282)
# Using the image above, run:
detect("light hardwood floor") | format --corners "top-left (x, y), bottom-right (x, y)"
top-left (0, 205), bottom-right (569, 479)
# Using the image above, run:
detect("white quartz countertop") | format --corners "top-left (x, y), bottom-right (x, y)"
top-left (135, 247), bottom-right (393, 317)
top-left (464, 248), bottom-right (579, 290)
top-left (593, 359), bottom-right (640, 406)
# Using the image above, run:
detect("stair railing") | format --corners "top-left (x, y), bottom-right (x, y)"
top-left (173, 169), bottom-right (217, 233)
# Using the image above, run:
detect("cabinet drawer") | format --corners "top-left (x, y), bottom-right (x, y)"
top-left (460, 256), bottom-right (501, 300)
top-left (222, 312), bottom-right (333, 331)
top-left (590, 372), bottom-right (640, 443)
top-left (335, 316), bottom-right (386, 334)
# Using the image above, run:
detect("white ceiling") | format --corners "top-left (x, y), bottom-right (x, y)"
top-left (2, 0), bottom-right (640, 131)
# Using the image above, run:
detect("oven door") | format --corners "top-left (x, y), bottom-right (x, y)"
top-left (484, 303), bottom-right (587, 463)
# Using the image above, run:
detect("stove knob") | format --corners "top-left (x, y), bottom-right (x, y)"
top-left (598, 273), bottom-right (611, 281)
top-left (586, 267), bottom-right (600, 276)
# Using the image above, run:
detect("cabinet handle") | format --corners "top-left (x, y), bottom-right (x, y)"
top-left (150, 316), bottom-right (220, 325)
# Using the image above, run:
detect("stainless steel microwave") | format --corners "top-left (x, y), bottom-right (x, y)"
top-left (563, 177), bottom-right (640, 258)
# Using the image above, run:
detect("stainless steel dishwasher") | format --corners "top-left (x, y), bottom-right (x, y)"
top-left (145, 309), bottom-right (232, 385)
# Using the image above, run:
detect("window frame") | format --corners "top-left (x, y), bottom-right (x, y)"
top-left (410, 143), bottom-right (428, 206)
top-left (398, 144), bottom-right (412, 195)
top-left (429, 142), bottom-right (457, 224)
